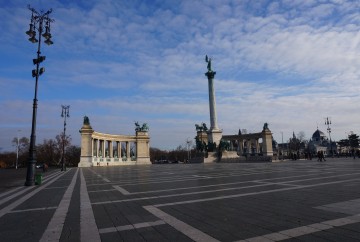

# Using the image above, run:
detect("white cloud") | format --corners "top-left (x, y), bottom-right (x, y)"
top-left (2, 0), bottom-right (360, 151)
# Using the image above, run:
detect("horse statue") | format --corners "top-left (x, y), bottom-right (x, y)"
top-left (135, 121), bottom-right (141, 131)
top-left (135, 121), bottom-right (149, 132)
top-left (195, 124), bottom-right (202, 132)
top-left (202, 122), bottom-right (208, 131)
top-left (141, 123), bottom-right (149, 131)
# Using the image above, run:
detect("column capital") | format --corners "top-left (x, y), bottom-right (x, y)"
top-left (205, 71), bottom-right (216, 79)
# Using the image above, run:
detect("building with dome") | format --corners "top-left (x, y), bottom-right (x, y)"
top-left (308, 128), bottom-right (337, 156)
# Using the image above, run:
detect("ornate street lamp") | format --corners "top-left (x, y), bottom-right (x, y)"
top-left (24, 5), bottom-right (54, 186)
top-left (61, 105), bottom-right (70, 171)
top-left (325, 117), bottom-right (333, 157)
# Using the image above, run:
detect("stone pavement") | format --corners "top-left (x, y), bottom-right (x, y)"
top-left (1, 158), bottom-right (360, 241)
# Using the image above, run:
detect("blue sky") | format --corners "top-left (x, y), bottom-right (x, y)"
top-left (1, 0), bottom-right (360, 152)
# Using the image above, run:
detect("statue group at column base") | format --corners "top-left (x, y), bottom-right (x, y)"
top-left (190, 123), bottom-right (274, 163)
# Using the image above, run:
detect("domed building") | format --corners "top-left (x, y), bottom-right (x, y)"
top-left (308, 128), bottom-right (337, 156)
top-left (312, 129), bottom-right (327, 143)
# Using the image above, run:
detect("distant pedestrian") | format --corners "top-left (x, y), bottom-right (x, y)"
top-left (317, 151), bottom-right (321, 162)
top-left (321, 151), bottom-right (326, 161)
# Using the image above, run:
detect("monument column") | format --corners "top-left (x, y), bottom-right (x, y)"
top-left (205, 55), bottom-right (222, 145)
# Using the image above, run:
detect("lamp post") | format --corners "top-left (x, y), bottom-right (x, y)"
top-left (24, 5), bottom-right (54, 186)
top-left (16, 130), bottom-right (21, 169)
top-left (281, 131), bottom-right (283, 160)
top-left (61, 105), bottom-right (70, 171)
top-left (325, 117), bottom-right (333, 157)
top-left (186, 138), bottom-right (191, 162)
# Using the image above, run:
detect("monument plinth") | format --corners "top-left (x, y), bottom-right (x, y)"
top-left (78, 116), bottom-right (94, 167)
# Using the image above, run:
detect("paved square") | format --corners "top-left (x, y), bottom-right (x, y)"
top-left (1, 158), bottom-right (360, 241)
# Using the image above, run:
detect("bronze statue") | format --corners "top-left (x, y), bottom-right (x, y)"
top-left (195, 123), bottom-right (208, 132)
top-left (205, 55), bottom-right (212, 72)
top-left (135, 121), bottom-right (149, 132)
top-left (83, 116), bottom-right (90, 125)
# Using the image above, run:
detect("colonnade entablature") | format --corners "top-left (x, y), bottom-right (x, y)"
top-left (78, 116), bottom-right (151, 167)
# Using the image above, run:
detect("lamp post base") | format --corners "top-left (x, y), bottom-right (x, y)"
top-left (24, 161), bottom-right (36, 186)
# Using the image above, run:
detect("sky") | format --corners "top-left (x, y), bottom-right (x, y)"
top-left (1, 0), bottom-right (360, 152)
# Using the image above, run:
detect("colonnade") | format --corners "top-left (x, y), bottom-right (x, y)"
top-left (227, 137), bottom-right (262, 155)
top-left (92, 138), bottom-right (133, 160)
top-left (222, 127), bottom-right (273, 157)
top-left (225, 136), bottom-right (262, 155)
top-left (79, 118), bottom-right (151, 167)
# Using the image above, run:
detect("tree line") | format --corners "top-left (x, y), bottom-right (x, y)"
top-left (0, 134), bottom-right (195, 168)
top-left (0, 133), bottom-right (80, 168)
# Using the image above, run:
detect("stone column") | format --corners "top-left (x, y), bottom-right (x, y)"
top-left (126, 142), bottom-right (130, 160)
top-left (79, 121), bottom-right (94, 167)
top-left (205, 70), bottom-right (222, 145)
top-left (255, 139), bottom-right (260, 154)
top-left (238, 139), bottom-right (243, 155)
top-left (109, 140), bottom-right (113, 158)
top-left (100, 140), bottom-right (104, 157)
top-left (118, 142), bottom-right (122, 158)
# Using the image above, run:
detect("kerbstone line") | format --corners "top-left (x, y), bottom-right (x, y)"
top-left (0, 187), bottom-right (23, 199)
top-left (88, 168), bottom-right (111, 183)
top-left (239, 214), bottom-right (360, 241)
top-left (0, 186), bottom-right (33, 207)
top-left (0, 171), bottom-right (66, 205)
top-left (113, 185), bottom-right (130, 195)
top-left (144, 205), bottom-right (220, 242)
top-left (9, 206), bottom-right (57, 213)
top-left (86, 170), bottom-right (283, 187)
top-left (87, 170), bottom-right (342, 194)
top-left (94, 173), bottom-right (360, 205)
top-left (154, 177), bottom-right (360, 207)
top-left (108, 172), bottom-right (316, 195)
top-left (92, 182), bottom-right (282, 205)
top-left (98, 220), bottom-right (165, 234)
top-left (80, 169), bottom-right (101, 242)
top-left (0, 170), bottom-right (68, 218)
top-left (40, 168), bottom-right (79, 242)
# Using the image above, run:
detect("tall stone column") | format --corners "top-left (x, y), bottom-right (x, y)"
top-left (79, 116), bottom-right (94, 167)
top-left (205, 56), bottom-right (222, 146)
